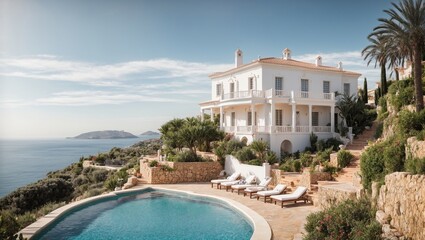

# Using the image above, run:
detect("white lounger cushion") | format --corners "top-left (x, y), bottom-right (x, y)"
top-left (211, 172), bottom-right (241, 183)
top-left (220, 180), bottom-right (241, 187)
top-left (233, 176), bottom-right (270, 190)
top-left (256, 184), bottom-right (287, 197)
top-left (270, 186), bottom-right (308, 201)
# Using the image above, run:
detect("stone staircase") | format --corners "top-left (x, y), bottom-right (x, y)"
top-left (334, 122), bottom-right (378, 184)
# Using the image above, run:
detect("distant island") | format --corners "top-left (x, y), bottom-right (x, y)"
top-left (71, 130), bottom-right (138, 139)
top-left (140, 131), bottom-right (160, 136)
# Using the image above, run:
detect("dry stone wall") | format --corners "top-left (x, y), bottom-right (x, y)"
top-left (140, 160), bottom-right (222, 184)
top-left (317, 183), bottom-right (358, 209)
top-left (377, 172), bottom-right (425, 240)
top-left (406, 137), bottom-right (425, 159)
top-left (299, 171), bottom-right (332, 190)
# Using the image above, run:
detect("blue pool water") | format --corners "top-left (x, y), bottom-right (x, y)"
top-left (34, 190), bottom-right (253, 240)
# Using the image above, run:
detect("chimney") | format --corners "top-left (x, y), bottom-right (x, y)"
top-left (235, 49), bottom-right (243, 67)
top-left (337, 61), bottom-right (343, 70)
top-left (315, 56), bottom-right (322, 66)
top-left (283, 48), bottom-right (291, 60)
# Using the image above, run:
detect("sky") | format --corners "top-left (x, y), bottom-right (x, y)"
top-left (0, 0), bottom-right (394, 139)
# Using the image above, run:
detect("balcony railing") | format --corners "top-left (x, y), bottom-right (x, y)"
top-left (221, 90), bottom-right (264, 100)
top-left (273, 126), bottom-right (292, 133)
top-left (221, 125), bottom-right (331, 134)
top-left (312, 126), bottom-right (331, 132)
top-left (295, 126), bottom-right (310, 133)
top-left (295, 91), bottom-right (335, 100)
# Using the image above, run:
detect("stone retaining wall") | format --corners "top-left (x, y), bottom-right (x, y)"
top-left (140, 160), bottom-right (222, 184)
top-left (299, 171), bottom-right (332, 190)
top-left (376, 172), bottom-right (425, 240)
top-left (406, 137), bottom-right (425, 159)
top-left (317, 183), bottom-right (359, 209)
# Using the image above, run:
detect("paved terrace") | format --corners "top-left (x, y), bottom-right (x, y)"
top-left (143, 183), bottom-right (318, 240)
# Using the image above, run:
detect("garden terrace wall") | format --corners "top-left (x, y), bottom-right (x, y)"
top-left (406, 137), bottom-right (425, 159)
top-left (317, 183), bottom-right (359, 209)
top-left (299, 170), bottom-right (332, 190)
top-left (376, 172), bottom-right (425, 239)
top-left (140, 161), bottom-right (222, 184)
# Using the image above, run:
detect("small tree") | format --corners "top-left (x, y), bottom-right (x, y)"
top-left (249, 140), bottom-right (269, 163)
top-left (363, 78), bottom-right (368, 103)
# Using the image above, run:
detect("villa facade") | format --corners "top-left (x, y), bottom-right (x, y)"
top-left (200, 49), bottom-right (361, 156)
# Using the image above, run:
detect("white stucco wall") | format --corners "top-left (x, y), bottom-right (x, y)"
top-left (224, 155), bottom-right (270, 180)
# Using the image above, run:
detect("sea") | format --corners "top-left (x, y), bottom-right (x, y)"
top-left (0, 136), bottom-right (158, 197)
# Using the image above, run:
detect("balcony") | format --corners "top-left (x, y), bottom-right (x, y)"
top-left (294, 91), bottom-right (334, 100)
top-left (221, 90), bottom-right (264, 100)
top-left (222, 125), bottom-right (331, 134)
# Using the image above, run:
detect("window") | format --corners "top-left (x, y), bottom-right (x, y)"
top-left (276, 109), bottom-right (283, 126)
top-left (247, 112), bottom-right (252, 126)
top-left (275, 77), bottom-right (283, 90)
top-left (312, 112), bottom-right (319, 126)
top-left (323, 81), bottom-right (330, 93)
top-left (248, 77), bottom-right (254, 90)
top-left (216, 84), bottom-right (222, 96)
top-left (344, 83), bottom-right (350, 96)
top-left (255, 112), bottom-right (257, 126)
top-left (230, 82), bottom-right (235, 98)
top-left (301, 79), bottom-right (309, 98)
top-left (231, 112), bottom-right (236, 126)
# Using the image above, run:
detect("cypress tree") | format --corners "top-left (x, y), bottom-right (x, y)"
top-left (363, 78), bottom-right (368, 103)
top-left (380, 64), bottom-right (387, 96)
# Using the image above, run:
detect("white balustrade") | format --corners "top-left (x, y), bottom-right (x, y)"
top-left (274, 126), bottom-right (292, 133)
top-left (295, 126), bottom-right (309, 132)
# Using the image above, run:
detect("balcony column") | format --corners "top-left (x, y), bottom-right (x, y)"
top-left (331, 105), bottom-right (335, 133)
top-left (210, 108), bottom-right (214, 122)
top-left (271, 101), bottom-right (275, 133)
top-left (251, 104), bottom-right (255, 133)
top-left (201, 109), bottom-right (204, 121)
top-left (219, 106), bottom-right (224, 129)
top-left (291, 103), bottom-right (296, 132)
top-left (309, 105), bottom-right (313, 133)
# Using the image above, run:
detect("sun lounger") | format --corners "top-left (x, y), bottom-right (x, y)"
top-left (255, 184), bottom-right (287, 203)
top-left (210, 172), bottom-right (241, 188)
top-left (221, 175), bottom-right (256, 191)
top-left (270, 186), bottom-right (309, 207)
top-left (232, 177), bottom-right (271, 195)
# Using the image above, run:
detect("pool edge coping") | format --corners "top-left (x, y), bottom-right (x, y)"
top-left (19, 186), bottom-right (272, 240)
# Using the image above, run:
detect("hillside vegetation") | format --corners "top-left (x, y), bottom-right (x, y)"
top-left (0, 139), bottom-right (161, 239)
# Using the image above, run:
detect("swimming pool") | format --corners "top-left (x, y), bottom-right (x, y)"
top-left (32, 188), bottom-right (254, 240)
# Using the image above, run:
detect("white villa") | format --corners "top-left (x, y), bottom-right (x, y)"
top-left (200, 49), bottom-right (361, 156)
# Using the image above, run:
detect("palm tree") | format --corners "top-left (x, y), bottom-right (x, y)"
top-left (250, 140), bottom-right (269, 163)
top-left (362, 34), bottom-right (389, 96)
top-left (372, 0), bottom-right (425, 111)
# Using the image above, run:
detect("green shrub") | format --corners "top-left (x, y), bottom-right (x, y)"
top-left (316, 139), bottom-right (326, 152)
top-left (360, 137), bottom-right (405, 190)
top-left (173, 151), bottom-right (205, 162)
top-left (265, 151), bottom-right (278, 165)
top-left (299, 152), bottom-right (313, 167)
top-left (225, 140), bottom-right (245, 154)
top-left (304, 198), bottom-right (381, 240)
top-left (0, 210), bottom-right (21, 240)
top-left (235, 147), bottom-right (256, 162)
top-left (337, 150), bottom-right (354, 168)
top-left (293, 160), bottom-right (302, 172)
top-left (388, 79), bottom-right (414, 111)
top-left (397, 109), bottom-right (425, 137)
top-left (104, 177), bottom-right (118, 191)
top-left (310, 132), bottom-right (318, 152)
top-left (325, 138), bottom-right (343, 151)
top-left (374, 122), bottom-right (383, 139)
top-left (406, 157), bottom-right (425, 174)
top-left (247, 159), bottom-right (262, 166)
top-left (316, 147), bottom-right (333, 163)
top-left (322, 162), bottom-right (337, 175)
top-left (149, 160), bottom-right (159, 167)
top-left (0, 178), bottom-right (73, 215)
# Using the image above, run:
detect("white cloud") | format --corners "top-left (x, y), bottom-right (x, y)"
top-left (0, 56), bottom-right (232, 84)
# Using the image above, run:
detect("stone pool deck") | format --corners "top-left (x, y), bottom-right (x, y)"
top-left (143, 183), bottom-right (318, 240)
